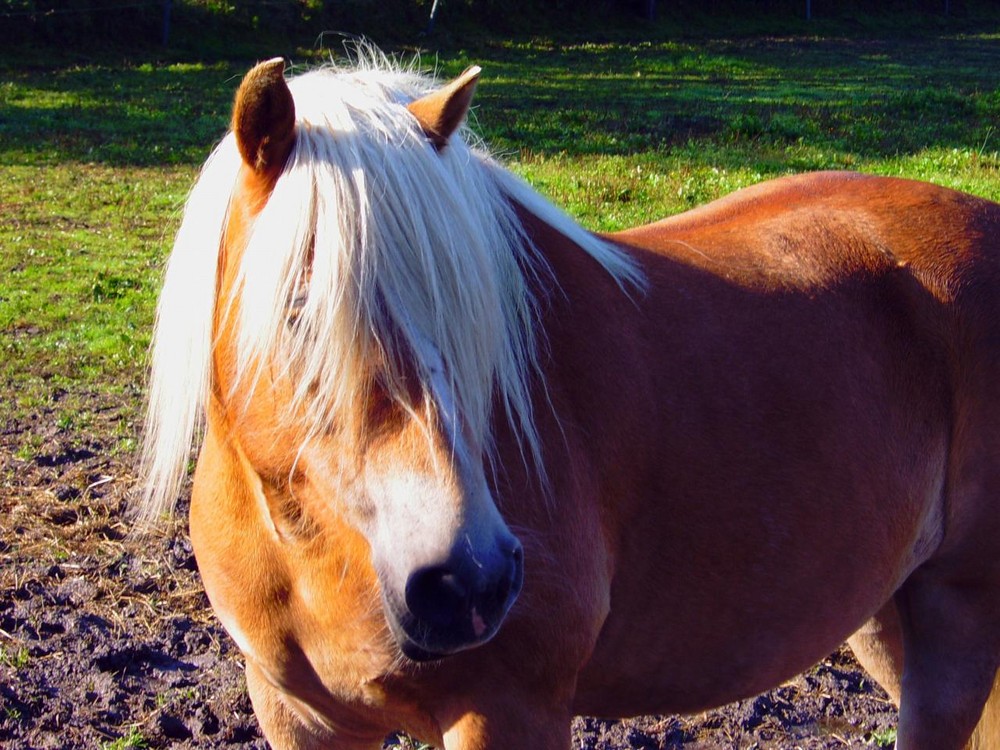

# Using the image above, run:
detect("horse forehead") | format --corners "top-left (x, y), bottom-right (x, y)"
top-left (386, 334), bottom-right (482, 483)
top-left (289, 71), bottom-right (418, 134)
top-left (409, 333), bottom-right (460, 434)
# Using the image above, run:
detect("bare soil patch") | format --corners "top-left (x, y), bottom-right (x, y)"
top-left (1, 392), bottom-right (898, 749)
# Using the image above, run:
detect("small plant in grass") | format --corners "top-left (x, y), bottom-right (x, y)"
top-left (156, 686), bottom-right (199, 708)
top-left (13, 442), bottom-right (36, 461)
top-left (868, 727), bottom-right (898, 747)
top-left (91, 272), bottom-right (142, 303)
top-left (0, 645), bottom-right (30, 670)
top-left (113, 436), bottom-right (138, 456)
top-left (385, 735), bottom-right (435, 750)
top-left (99, 727), bottom-right (148, 750)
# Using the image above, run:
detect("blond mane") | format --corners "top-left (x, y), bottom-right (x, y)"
top-left (137, 57), bottom-right (644, 524)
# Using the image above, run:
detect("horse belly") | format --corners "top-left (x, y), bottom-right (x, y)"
top-left (572, 451), bottom-right (945, 718)
top-left (570, 284), bottom-right (950, 717)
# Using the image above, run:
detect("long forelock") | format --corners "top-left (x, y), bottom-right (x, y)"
top-left (138, 58), bottom-right (644, 524)
top-left (233, 65), bottom-right (543, 466)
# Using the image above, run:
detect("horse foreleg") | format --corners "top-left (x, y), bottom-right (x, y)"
top-left (894, 572), bottom-right (1000, 750)
top-left (245, 662), bottom-right (383, 750)
top-left (438, 696), bottom-right (571, 750)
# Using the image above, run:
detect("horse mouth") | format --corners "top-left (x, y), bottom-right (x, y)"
top-left (391, 606), bottom-right (504, 662)
top-left (398, 638), bottom-right (448, 663)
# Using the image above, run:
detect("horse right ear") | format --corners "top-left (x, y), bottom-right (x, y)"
top-left (407, 66), bottom-right (481, 151)
top-left (233, 57), bottom-right (296, 175)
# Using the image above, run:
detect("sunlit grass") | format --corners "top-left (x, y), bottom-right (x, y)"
top-left (1, 30), bottom-right (999, 416)
top-left (0, 62), bottom-right (234, 166)
top-left (0, 163), bottom-right (192, 416)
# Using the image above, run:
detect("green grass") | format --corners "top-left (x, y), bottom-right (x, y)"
top-left (2, 29), bottom-right (999, 417)
top-left (868, 727), bottom-right (898, 747)
top-left (460, 35), bottom-right (1000, 229)
top-left (0, 162), bottom-right (191, 424)
top-left (98, 726), bottom-right (148, 750)
top-left (0, 645), bottom-right (30, 669)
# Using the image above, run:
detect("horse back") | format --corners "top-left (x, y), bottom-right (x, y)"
top-left (621, 171), bottom-right (1000, 555)
top-left (617, 170), bottom-right (999, 300)
top-left (526, 171), bottom-right (1000, 714)
top-left (615, 171), bottom-right (1000, 423)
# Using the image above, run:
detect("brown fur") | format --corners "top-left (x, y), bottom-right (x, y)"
top-left (406, 66), bottom-right (481, 151)
top-left (232, 58), bottom-right (296, 175)
top-left (184, 68), bottom-right (1000, 750)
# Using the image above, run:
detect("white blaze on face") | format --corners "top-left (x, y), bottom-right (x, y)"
top-left (364, 334), bottom-right (508, 612)
top-left (417, 335), bottom-right (481, 486)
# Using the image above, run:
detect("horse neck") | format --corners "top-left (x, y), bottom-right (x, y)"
top-left (504, 207), bottom-right (650, 506)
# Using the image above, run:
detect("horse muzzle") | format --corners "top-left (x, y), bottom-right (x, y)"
top-left (385, 538), bottom-right (524, 661)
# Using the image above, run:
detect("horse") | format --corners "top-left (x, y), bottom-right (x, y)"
top-left (138, 55), bottom-right (1000, 750)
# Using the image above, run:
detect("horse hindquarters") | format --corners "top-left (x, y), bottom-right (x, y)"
top-left (896, 242), bottom-right (1000, 749)
top-left (852, 321), bottom-right (1000, 748)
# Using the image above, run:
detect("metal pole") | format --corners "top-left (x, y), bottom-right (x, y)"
top-left (425, 0), bottom-right (440, 34)
top-left (805, 0), bottom-right (811, 20)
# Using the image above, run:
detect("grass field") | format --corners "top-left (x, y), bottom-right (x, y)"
top-left (1, 23), bottom-right (999, 747)
top-left (3, 30), bottom-right (1000, 428)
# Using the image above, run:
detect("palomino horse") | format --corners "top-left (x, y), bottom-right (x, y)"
top-left (140, 56), bottom-right (1000, 750)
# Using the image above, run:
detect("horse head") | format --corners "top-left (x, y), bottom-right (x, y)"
top-left (202, 58), bottom-right (525, 661)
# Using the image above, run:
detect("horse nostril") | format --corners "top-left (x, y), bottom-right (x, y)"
top-left (405, 566), bottom-right (469, 626)
top-left (403, 542), bottom-right (523, 643)
top-left (480, 543), bottom-right (524, 615)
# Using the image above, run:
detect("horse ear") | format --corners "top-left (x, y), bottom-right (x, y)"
top-left (407, 66), bottom-right (481, 151)
top-left (232, 57), bottom-right (296, 174)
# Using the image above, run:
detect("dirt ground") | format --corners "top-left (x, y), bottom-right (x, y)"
top-left (0, 389), bottom-right (898, 749)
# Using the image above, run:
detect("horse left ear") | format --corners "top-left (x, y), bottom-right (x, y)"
top-left (407, 66), bottom-right (481, 151)
top-left (233, 57), bottom-right (296, 174)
